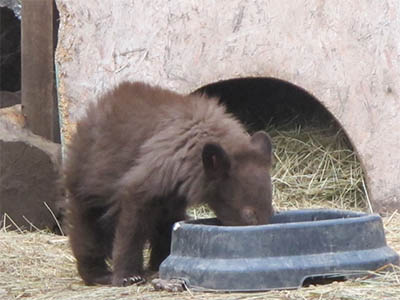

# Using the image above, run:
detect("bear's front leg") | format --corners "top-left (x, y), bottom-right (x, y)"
top-left (111, 195), bottom-right (149, 286)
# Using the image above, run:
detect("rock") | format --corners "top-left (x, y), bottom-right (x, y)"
top-left (0, 103), bottom-right (24, 126)
top-left (0, 105), bottom-right (63, 232)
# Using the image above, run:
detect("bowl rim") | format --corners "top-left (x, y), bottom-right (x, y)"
top-left (177, 209), bottom-right (380, 232)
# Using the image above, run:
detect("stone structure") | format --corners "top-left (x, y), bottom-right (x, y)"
top-left (55, 0), bottom-right (400, 212)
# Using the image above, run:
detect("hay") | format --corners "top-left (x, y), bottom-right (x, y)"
top-left (268, 123), bottom-right (369, 212)
top-left (2, 125), bottom-right (398, 300)
top-left (1, 213), bottom-right (399, 300)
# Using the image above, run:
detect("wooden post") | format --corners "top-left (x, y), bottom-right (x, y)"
top-left (21, 0), bottom-right (60, 142)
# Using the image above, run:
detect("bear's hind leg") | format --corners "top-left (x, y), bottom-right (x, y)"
top-left (69, 206), bottom-right (113, 285)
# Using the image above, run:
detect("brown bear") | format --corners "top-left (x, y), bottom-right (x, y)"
top-left (63, 81), bottom-right (274, 286)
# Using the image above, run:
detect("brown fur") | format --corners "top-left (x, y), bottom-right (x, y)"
top-left (63, 82), bottom-right (274, 286)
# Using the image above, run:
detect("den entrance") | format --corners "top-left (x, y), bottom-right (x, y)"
top-left (192, 77), bottom-right (369, 215)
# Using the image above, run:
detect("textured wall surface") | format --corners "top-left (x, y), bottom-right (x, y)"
top-left (55, 0), bottom-right (400, 212)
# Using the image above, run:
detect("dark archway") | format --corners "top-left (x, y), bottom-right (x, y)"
top-left (194, 77), bottom-right (338, 132)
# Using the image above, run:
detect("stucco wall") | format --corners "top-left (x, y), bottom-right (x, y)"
top-left (55, 0), bottom-right (400, 212)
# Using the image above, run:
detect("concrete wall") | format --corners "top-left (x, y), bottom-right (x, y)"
top-left (55, 0), bottom-right (400, 212)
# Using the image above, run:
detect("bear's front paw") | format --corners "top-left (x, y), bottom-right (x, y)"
top-left (112, 275), bottom-right (146, 287)
top-left (151, 278), bottom-right (186, 292)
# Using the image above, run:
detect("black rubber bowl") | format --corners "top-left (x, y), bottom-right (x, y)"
top-left (159, 209), bottom-right (399, 291)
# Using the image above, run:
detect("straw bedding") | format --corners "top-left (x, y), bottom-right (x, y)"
top-left (2, 125), bottom-right (399, 300)
top-left (268, 123), bottom-right (369, 211)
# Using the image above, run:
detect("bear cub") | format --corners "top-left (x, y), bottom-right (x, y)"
top-left (63, 82), bottom-right (274, 286)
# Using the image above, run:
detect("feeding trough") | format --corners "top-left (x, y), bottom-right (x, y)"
top-left (159, 209), bottom-right (399, 291)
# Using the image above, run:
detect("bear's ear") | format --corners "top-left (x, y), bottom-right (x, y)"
top-left (251, 131), bottom-right (273, 163)
top-left (202, 143), bottom-right (231, 179)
